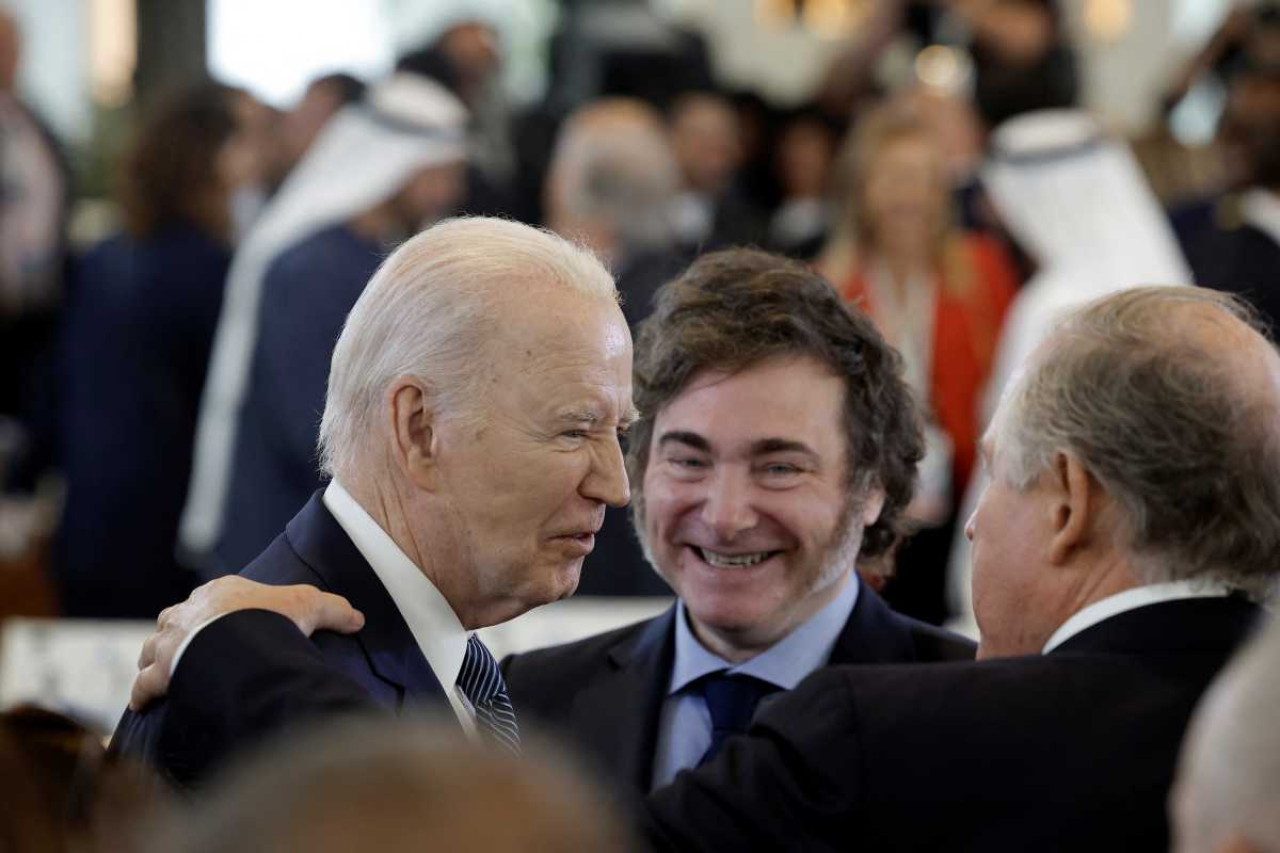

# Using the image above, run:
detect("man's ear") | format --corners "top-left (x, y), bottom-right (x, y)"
top-left (860, 483), bottom-right (887, 527)
top-left (1046, 450), bottom-right (1094, 565)
top-left (389, 377), bottom-right (439, 490)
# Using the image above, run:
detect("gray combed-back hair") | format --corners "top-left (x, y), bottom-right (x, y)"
top-left (317, 216), bottom-right (617, 478)
top-left (1000, 285), bottom-right (1280, 594)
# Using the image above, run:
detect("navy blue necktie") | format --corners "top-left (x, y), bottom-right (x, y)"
top-left (698, 673), bottom-right (780, 766)
top-left (457, 634), bottom-right (520, 754)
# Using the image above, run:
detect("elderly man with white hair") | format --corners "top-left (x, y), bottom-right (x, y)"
top-left (1172, 615), bottom-right (1280, 853)
top-left (180, 72), bottom-right (471, 577)
top-left (112, 217), bottom-right (633, 788)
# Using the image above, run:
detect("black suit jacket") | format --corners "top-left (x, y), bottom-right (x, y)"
top-left (502, 580), bottom-right (975, 793)
top-left (111, 492), bottom-right (450, 788)
top-left (642, 596), bottom-right (1263, 852)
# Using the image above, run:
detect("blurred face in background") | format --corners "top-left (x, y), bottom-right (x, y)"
top-left (669, 94), bottom-right (742, 195)
top-left (281, 79), bottom-right (346, 173)
top-left (775, 118), bottom-right (836, 201)
top-left (393, 160), bottom-right (468, 231)
top-left (217, 91), bottom-right (281, 238)
top-left (1224, 70), bottom-right (1280, 189)
top-left (861, 130), bottom-right (948, 257)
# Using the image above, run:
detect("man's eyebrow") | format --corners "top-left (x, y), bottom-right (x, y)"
top-left (556, 409), bottom-right (602, 425)
top-left (557, 408), bottom-right (641, 429)
top-left (750, 438), bottom-right (817, 457)
top-left (657, 431), bottom-right (710, 452)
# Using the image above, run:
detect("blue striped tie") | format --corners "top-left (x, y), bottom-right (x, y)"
top-left (457, 634), bottom-right (520, 754)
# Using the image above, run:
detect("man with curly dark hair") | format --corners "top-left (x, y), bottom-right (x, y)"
top-left (500, 248), bottom-right (973, 794)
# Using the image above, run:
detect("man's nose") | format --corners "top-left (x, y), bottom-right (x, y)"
top-left (700, 467), bottom-right (756, 541)
top-left (582, 434), bottom-right (630, 508)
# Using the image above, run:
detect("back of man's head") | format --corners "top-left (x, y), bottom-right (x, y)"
top-left (318, 216), bottom-right (617, 480)
top-left (545, 98), bottom-right (680, 256)
top-left (1173, 616), bottom-right (1280, 853)
top-left (998, 286), bottom-right (1280, 593)
top-left (149, 716), bottom-right (635, 853)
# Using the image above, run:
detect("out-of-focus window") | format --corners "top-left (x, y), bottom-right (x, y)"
top-left (1168, 0), bottom-right (1231, 145)
top-left (207, 0), bottom-right (394, 107)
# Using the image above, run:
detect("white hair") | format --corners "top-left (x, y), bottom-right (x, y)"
top-left (1175, 615), bottom-right (1280, 852)
top-left (317, 216), bottom-right (617, 478)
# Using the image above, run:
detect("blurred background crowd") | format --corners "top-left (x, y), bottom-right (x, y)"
top-left (0, 0), bottom-right (1278, 720)
top-left (0, 0), bottom-right (1278, 849)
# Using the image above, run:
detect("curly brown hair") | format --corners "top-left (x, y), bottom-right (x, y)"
top-left (627, 248), bottom-right (924, 561)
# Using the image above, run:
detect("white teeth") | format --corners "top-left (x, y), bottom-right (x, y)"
top-left (698, 548), bottom-right (773, 568)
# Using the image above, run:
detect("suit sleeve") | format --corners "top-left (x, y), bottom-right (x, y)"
top-left (640, 668), bottom-right (862, 853)
top-left (112, 609), bottom-right (375, 789)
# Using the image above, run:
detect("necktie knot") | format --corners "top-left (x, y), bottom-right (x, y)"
top-left (457, 635), bottom-right (520, 753)
top-left (699, 672), bottom-right (779, 765)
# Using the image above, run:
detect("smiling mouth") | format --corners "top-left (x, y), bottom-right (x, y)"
top-left (692, 546), bottom-right (780, 568)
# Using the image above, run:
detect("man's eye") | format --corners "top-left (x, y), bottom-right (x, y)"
top-left (562, 430), bottom-right (588, 440)
top-left (671, 457), bottom-right (707, 469)
top-left (762, 463), bottom-right (801, 476)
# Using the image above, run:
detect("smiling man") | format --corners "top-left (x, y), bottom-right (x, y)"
top-left (500, 248), bottom-right (974, 793)
top-left (111, 217), bottom-right (633, 787)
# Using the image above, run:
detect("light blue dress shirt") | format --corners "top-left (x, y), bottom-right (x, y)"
top-left (648, 574), bottom-right (860, 790)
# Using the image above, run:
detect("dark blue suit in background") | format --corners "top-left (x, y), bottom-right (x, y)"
top-left (213, 225), bottom-right (385, 573)
top-left (55, 223), bottom-right (230, 618)
top-left (111, 491), bottom-right (449, 788)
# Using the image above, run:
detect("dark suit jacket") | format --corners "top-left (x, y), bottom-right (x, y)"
top-left (502, 580), bottom-right (975, 793)
top-left (54, 223), bottom-right (230, 618)
top-left (111, 492), bottom-right (449, 788)
top-left (642, 596), bottom-right (1263, 852)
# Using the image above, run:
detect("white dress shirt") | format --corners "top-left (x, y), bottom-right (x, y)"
top-left (322, 480), bottom-right (477, 736)
top-left (1041, 579), bottom-right (1234, 654)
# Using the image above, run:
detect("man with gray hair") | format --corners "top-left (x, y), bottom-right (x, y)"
top-left (1172, 615), bottom-right (1280, 853)
top-left (113, 216), bottom-right (633, 788)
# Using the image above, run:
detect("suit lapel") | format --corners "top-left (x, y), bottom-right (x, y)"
top-left (828, 579), bottom-right (920, 665)
top-left (284, 492), bottom-right (446, 709)
top-left (570, 605), bottom-right (677, 791)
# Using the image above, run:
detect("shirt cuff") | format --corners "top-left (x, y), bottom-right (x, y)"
top-left (168, 613), bottom-right (232, 678)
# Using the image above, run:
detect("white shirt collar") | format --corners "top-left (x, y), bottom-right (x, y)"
top-left (668, 572), bottom-right (861, 694)
top-left (322, 480), bottom-right (469, 690)
top-left (1041, 579), bottom-right (1234, 654)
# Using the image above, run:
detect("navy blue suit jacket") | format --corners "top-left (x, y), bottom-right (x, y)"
top-left (111, 492), bottom-right (449, 788)
top-left (213, 226), bottom-right (385, 574)
top-left (54, 223), bottom-right (230, 618)
top-left (501, 581), bottom-right (976, 793)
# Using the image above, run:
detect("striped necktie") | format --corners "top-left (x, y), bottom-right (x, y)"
top-left (457, 634), bottom-right (520, 754)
